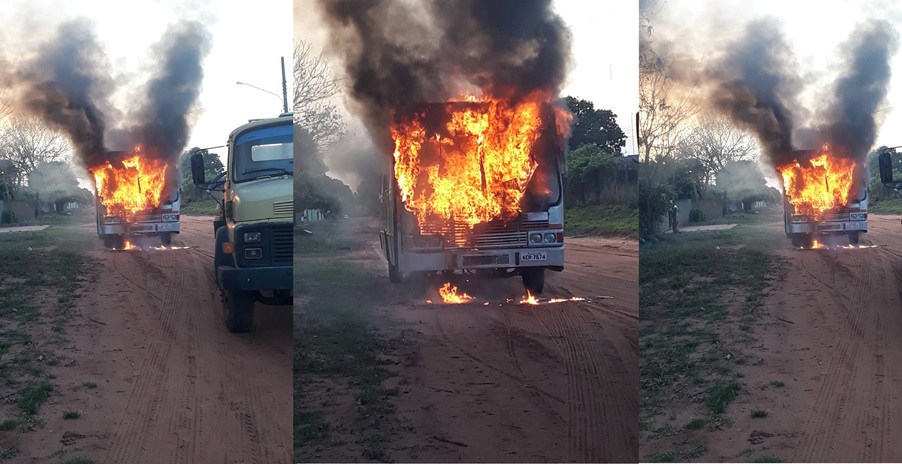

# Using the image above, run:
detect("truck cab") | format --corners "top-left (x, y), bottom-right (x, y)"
top-left (190, 114), bottom-right (293, 332)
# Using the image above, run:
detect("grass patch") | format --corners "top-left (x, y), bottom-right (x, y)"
top-left (179, 197), bottom-right (219, 216)
top-left (751, 409), bottom-right (768, 418)
top-left (82, 382), bottom-right (97, 389)
top-left (0, 420), bottom-right (16, 432)
top-left (753, 455), bottom-right (782, 463)
top-left (707, 382), bottom-right (741, 414)
top-left (565, 204), bottom-right (637, 238)
top-left (0, 444), bottom-right (18, 461)
top-left (19, 382), bottom-right (53, 416)
top-left (770, 380), bottom-right (785, 388)
top-left (685, 418), bottom-right (706, 430)
top-left (63, 411), bottom-right (80, 420)
top-left (62, 458), bottom-right (96, 464)
top-left (869, 197), bottom-right (902, 214)
top-left (295, 259), bottom-right (402, 462)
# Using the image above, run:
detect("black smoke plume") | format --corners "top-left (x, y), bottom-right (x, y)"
top-left (6, 18), bottom-right (211, 195)
top-left (703, 17), bottom-right (899, 169)
top-left (705, 17), bottom-right (803, 166)
top-left (12, 18), bottom-right (114, 165)
top-left (126, 21), bottom-right (212, 163)
top-left (312, 0), bottom-right (573, 151)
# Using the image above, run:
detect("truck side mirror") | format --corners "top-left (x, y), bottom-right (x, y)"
top-left (190, 151), bottom-right (205, 185)
top-left (879, 150), bottom-right (893, 184)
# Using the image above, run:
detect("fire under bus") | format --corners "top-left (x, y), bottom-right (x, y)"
top-left (781, 148), bottom-right (868, 248)
top-left (380, 100), bottom-right (566, 294)
top-left (94, 150), bottom-right (180, 249)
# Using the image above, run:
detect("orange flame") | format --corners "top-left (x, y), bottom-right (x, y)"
top-left (391, 91), bottom-right (566, 232)
top-left (90, 146), bottom-right (169, 221)
top-left (520, 291), bottom-right (540, 305)
top-left (777, 145), bottom-right (856, 219)
top-left (439, 282), bottom-right (474, 304)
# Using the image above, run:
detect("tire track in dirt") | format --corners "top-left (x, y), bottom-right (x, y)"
top-left (792, 250), bottom-right (875, 462)
top-left (531, 301), bottom-right (636, 463)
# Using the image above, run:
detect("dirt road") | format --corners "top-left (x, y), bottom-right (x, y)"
top-left (703, 214), bottom-right (902, 461)
top-left (19, 215), bottom-right (292, 463)
top-left (297, 219), bottom-right (638, 462)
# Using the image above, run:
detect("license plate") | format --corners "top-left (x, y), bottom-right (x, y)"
top-left (520, 251), bottom-right (547, 262)
top-left (846, 222), bottom-right (860, 229)
top-left (157, 223), bottom-right (174, 231)
top-left (130, 224), bottom-right (153, 232)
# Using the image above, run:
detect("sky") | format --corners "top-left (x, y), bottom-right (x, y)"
top-left (650, 0), bottom-right (902, 186)
top-left (295, 0), bottom-right (639, 157)
top-left (1, 0), bottom-right (293, 188)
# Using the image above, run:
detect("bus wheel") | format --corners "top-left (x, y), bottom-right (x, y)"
top-left (521, 268), bottom-right (545, 294)
top-left (848, 231), bottom-right (860, 245)
top-left (791, 235), bottom-right (802, 248)
top-left (388, 260), bottom-right (403, 283)
top-left (160, 232), bottom-right (172, 246)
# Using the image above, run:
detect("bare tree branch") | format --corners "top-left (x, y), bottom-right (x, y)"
top-left (0, 116), bottom-right (72, 190)
top-left (293, 40), bottom-right (347, 154)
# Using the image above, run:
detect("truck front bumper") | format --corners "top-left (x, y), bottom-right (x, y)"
top-left (218, 265), bottom-right (292, 292)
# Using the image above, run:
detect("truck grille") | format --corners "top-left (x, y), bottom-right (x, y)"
top-left (273, 200), bottom-right (293, 218)
top-left (270, 224), bottom-right (293, 264)
top-left (419, 216), bottom-right (550, 249)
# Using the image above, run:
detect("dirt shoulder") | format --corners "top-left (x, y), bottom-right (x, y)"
top-left (296, 217), bottom-right (638, 462)
top-left (640, 208), bottom-right (902, 463)
top-left (1, 212), bottom-right (292, 464)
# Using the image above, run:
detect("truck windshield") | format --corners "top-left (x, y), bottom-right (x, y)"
top-left (233, 123), bottom-right (293, 183)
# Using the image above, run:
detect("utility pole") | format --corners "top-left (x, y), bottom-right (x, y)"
top-left (281, 56), bottom-right (289, 114)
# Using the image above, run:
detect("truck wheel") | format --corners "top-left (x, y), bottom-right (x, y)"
top-left (521, 267), bottom-right (545, 294)
top-left (388, 260), bottom-right (403, 283)
top-left (849, 231), bottom-right (860, 245)
top-left (160, 232), bottom-right (172, 246)
top-left (223, 290), bottom-right (254, 333)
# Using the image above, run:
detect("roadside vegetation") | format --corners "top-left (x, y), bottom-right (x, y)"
top-left (566, 204), bottom-right (638, 238)
top-left (639, 212), bottom-right (785, 462)
top-left (294, 223), bottom-right (410, 463)
top-left (0, 212), bottom-right (94, 461)
top-left (868, 196), bottom-right (902, 214)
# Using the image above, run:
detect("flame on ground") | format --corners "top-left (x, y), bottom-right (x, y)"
top-left (90, 146), bottom-right (169, 222)
top-left (439, 282), bottom-right (474, 304)
top-left (391, 91), bottom-right (569, 233)
top-left (778, 145), bottom-right (856, 219)
top-left (520, 291), bottom-right (540, 305)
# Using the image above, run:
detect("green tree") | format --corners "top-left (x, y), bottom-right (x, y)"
top-left (564, 96), bottom-right (626, 154)
top-left (565, 143), bottom-right (617, 204)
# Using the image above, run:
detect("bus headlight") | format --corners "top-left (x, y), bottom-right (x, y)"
top-left (529, 233), bottom-right (543, 244)
top-left (104, 216), bottom-right (121, 224)
top-left (791, 215), bottom-right (808, 223)
top-left (161, 213), bottom-right (179, 222)
top-left (543, 232), bottom-right (556, 243)
top-left (850, 212), bottom-right (866, 221)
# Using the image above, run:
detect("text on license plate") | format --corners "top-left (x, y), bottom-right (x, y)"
top-left (520, 251), bottom-right (547, 262)
top-left (157, 223), bottom-right (174, 231)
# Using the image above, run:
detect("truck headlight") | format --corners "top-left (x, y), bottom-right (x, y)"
top-left (529, 233), bottom-right (543, 244)
top-left (850, 213), bottom-right (866, 221)
top-left (245, 248), bottom-right (263, 259)
top-left (543, 232), bottom-right (556, 243)
top-left (792, 215), bottom-right (808, 223)
top-left (243, 232), bottom-right (262, 243)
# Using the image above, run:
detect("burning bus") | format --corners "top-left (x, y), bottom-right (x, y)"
top-left (379, 94), bottom-right (570, 294)
top-left (92, 148), bottom-right (180, 249)
top-left (779, 146), bottom-right (869, 247)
